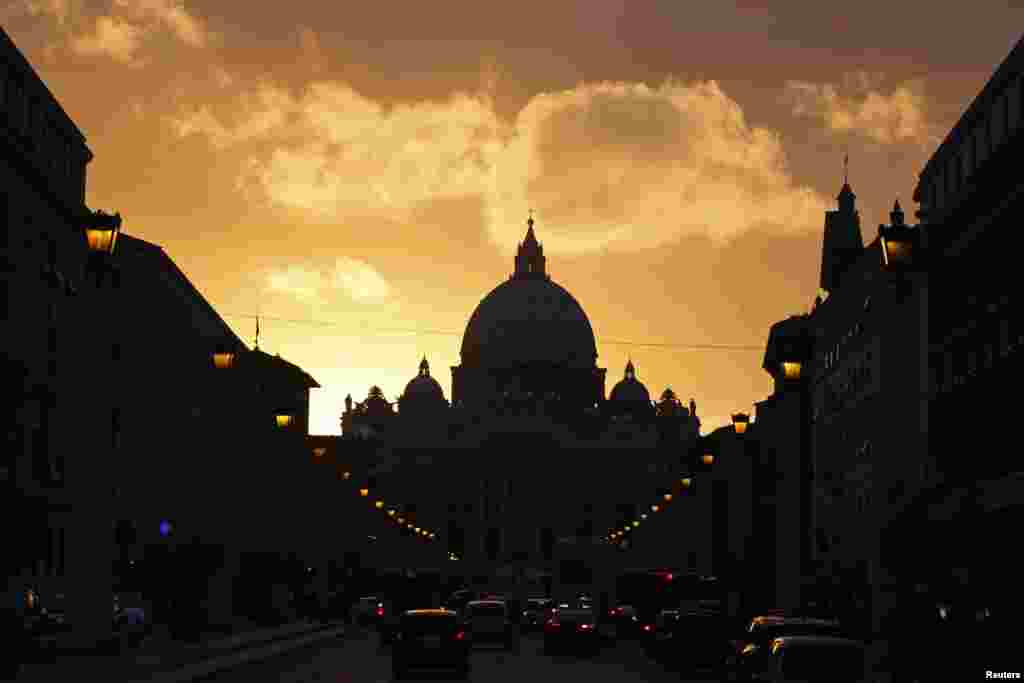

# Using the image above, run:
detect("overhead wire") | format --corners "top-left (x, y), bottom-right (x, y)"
top-left (216, 311), bottom-right (764, 352)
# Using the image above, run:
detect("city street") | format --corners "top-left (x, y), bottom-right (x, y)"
top-left (198, 627), bottom-right (721, 683)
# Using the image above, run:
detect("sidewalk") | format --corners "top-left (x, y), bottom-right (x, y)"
top-left (16, 618), bottom-right (346, 682)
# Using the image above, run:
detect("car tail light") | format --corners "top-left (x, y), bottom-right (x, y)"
top-left (579, 623), bottom-right (592, 630)
top-left (454, 631), bottom-right (465, 640)
top-left (545, 619), bottom-right (560, 629)
top-left (642, 624), bottom-right (653, 632)
top-left (376, 607), bottom-right (384, 617)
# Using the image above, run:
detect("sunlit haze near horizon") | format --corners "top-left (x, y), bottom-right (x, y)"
top-left (5, 2), bottom-right (1022, 434)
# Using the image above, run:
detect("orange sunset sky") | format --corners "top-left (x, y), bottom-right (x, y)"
top-left (4, 2), bottom-right (1022, 435)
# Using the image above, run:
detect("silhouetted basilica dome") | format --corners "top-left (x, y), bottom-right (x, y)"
top-left (403, 357), bottom-right (445, 401)
top-left (609, 360), bottom-right (650, 404)
top-left (460, 216), bottom-right (597, 368)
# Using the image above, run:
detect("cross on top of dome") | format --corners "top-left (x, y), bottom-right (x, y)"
top-left (624, 359), bottom-right (636, 381)
top-left (419, 356), bottom-right (430, 376)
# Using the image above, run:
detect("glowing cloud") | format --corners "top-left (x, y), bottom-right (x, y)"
top-left (168, 75), bottom-right (829, 253)
top-left (331, 257), bottom-right (392, 302)
top-left (69, 16), bottom-right (148, 66)
top-left (784, 76), bottom-right (941, 147)
top-left (263, 258), bottom-right (391, 305)
top-left (31, 0), bottom-right (211, 65)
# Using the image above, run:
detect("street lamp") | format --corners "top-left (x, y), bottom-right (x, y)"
top-left (84, 210), bottom-right (122, 254)
top-left (312, 447), bottom-right (327, 458)
top-left (275, 413), bottom-right (294, 429)
top-left (388, 509), bottom-right (396, 516)
top-left (83, 209), bottom-right (122, 286)
top-left (701, 454), bottom-right (715, 466)
top-left (342, 471), bottom-right (351, 480)
top-left (663, 493), bottom-right (673, 502)
top-left (879, 201), bottom-right (917, 270)
top-left (641, 513), bottom-right (648, 520)
top-left (781, 361), bottom-right (802, 380)
top-left (651, 505), bottom-right (660, 513)
top-left (681, 477), bottom-right (693, 489)
top-left (375, 500), bottom-right (384, 509)
top-left (732, 413), bottom-right (750, 435)
top-left (212, 345), bottom-right (236, 370)
top-left (359, 487), bottom-right (369, 497)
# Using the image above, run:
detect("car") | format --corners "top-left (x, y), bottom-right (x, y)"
top-left (654, 607), bottom-right (733, 674)
top-left (350, 596), bottom-right (383, 626)
top-left (758, 635), bottom-right (866, 682)
top-left (605, 603), bottom-right (639, 637)
top-left (724, 615), bottom-right (846, 682)
top-left (522, 598), bottom-right (555, 631)
top-left (462, 600), bottom-right (518, 650)
top-left (391, 609), bottom-right (471, 680)
top-left (443, 589), bottom-right (481, 612)
top-left (543, 604), bottom-right (600, 655)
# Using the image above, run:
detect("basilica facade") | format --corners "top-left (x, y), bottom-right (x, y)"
top-left (339, 216), bottom-right (704, 593)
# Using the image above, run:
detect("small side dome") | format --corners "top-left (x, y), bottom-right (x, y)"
top-left (609, 359), bottom-right (651, 404)
top-left (403, 356), bottom-right (445, 401)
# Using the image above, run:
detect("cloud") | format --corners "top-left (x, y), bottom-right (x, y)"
top-left (263, 257), bottom-right (392, 305)
top-left (168, 76), bottom-right (829, 253)
top-left (784, 76), bottom-right (941, 147)
top-left (30, 0), bottom-right (210, 65)
top-left (69, 15), bottom-right (149, 66)
top-left (23, 0), bottom-right (82, 26)
top-left (265, 264), bottom-right (327, 304)
top-left (331, 257), bottom-right (392, 302)
top-left (112, 0), bottom-right (208, 47)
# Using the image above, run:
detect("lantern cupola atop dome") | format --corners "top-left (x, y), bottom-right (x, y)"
top-left (514, 210), bottom-right (547, 279)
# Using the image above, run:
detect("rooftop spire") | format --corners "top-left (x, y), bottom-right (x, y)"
top-left (625, 359), bottom-right (636, 380)
top-left (890, 199), bottom-right (905, 226)
top-left (419, 356), bottom-right (430, 375)
top-left (513, 210), bottom-right (547, 278)
top-left (837, 153), bottom-right (856, 213)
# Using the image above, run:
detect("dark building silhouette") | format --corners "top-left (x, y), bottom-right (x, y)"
top-left (899, 32), bottom-right (1024, 631)
top-left (2, 24), bottom-right (109, 647)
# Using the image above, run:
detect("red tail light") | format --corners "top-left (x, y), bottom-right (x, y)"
top-left (579, 623), bottom-right (592, 630)
top-left (454, 631), bottom-right (465, 640)
top-left (545, 619), bottom-right (560, 629)
top-left (376, 607), bottom-right (384, 617)
top-left (642, 624), bottom-right (653, 632)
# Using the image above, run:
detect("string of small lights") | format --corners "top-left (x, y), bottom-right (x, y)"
top-left (311, 447), bottom-right (452, 557)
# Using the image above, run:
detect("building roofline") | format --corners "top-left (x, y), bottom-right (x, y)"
top-left (916, 34), bottom-right (1023, 192)
top-left (1, 25), bottom-right (92, 156)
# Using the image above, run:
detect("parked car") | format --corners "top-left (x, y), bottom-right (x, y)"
top-left (350, 596), bottom-right (384, 626)
top-left (522, 598), bottom-right (555, 631)
top-left (543, 604), bottom-right (600, 655)
top-left (463, 600), bottom-right (518, 650)
top-left (391, 609), bottom-right (470, 680)
top-left (605, 603), bottom-right (639, 637)
top-left (443, 589), bottom-right (481, 612)
top-left (725, 615), bottom-right (845, 682)
top-left (653, 607), bottom-right (733, 674)
top-left (759, 635), bottom-right (866, 682)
